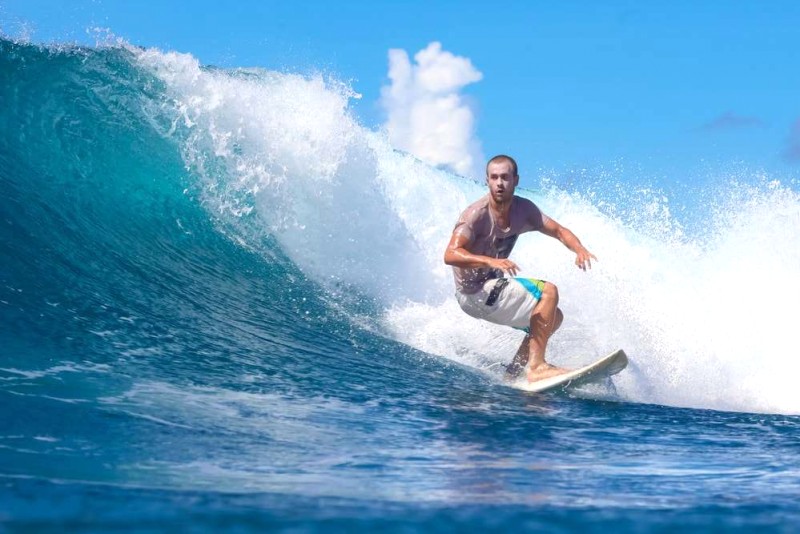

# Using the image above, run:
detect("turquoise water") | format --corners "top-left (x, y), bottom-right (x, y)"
top-left (2, 38), bottom-right (800, 531)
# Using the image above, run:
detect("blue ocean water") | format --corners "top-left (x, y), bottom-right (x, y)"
top-left (2, 38), bottom-right (800, 531)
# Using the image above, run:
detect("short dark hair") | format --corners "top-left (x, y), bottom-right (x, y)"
top-left (486, 155), bottom-right (518, 177)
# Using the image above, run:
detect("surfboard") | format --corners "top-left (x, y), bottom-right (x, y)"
top-left (517, 349), bottom-right (628, 393)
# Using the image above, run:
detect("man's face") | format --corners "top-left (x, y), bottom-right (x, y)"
top-left (486, 160), bottom-right (518, 204)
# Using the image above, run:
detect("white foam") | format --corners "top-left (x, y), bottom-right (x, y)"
top-left (138, 48), bottom-right (800, 415)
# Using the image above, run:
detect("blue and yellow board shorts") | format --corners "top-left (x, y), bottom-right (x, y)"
top-left (455, 277), bottom-right (546, 333)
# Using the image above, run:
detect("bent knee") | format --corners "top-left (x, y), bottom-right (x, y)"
top-left (542, 282), bottom-right (559, 304)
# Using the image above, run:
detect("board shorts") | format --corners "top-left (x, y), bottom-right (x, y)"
top-left (455, 277), bottom-right (546, 333)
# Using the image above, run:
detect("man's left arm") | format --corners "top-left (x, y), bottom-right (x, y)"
top-left (539, 217), bottom-right (597, 271)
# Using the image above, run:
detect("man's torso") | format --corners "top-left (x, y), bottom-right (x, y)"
top-left (451, 194), bottom-right (548, 294)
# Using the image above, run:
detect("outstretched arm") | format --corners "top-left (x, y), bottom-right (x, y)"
top-left (540, 217), bottom-right (597, 271)
top-left (444, 232), bottom-right (521, 276)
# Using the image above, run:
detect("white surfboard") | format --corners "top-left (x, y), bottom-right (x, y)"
top-left (517, 349), bottom-right (628, 393)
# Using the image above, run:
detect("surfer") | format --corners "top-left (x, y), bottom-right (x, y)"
top-left (444, 155), bottom-right (597, 383)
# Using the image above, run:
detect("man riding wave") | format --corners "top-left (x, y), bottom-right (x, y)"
top-left (444, 155), bottom-right (597, 382)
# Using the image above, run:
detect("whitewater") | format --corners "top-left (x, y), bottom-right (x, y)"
top-left (135, 45), bottom-right (800, 415)
top-left (2, 38), bottom-right (800, 531)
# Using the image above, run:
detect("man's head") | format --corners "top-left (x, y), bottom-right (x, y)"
top-left (486, 155), bottom-right (518, 178)
top-left (485, 155), bottom-right (519, 205)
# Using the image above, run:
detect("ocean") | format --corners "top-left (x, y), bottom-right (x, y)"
top-left (2, 38), bottom-right (800, 531)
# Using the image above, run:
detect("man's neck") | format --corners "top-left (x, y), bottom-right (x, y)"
top-left (489, 195), bottom-right (513, 217)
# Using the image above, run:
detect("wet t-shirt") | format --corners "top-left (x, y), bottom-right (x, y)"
top-left (451, 194), bottom-right (549, 294)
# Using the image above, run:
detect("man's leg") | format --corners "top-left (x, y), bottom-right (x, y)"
top-left (504, 336), bottom-right (530, 379)
top-left (504, 303), bottom-right (564, 380)
top-left (526, 283), bottom-right (568, 381)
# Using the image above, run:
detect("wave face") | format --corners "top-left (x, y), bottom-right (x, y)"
top-left (131, 44), bottom-right (800, 416)
top-left (2, 38), bottom-right (800, 528)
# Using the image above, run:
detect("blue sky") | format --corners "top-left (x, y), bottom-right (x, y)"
top-left (3, 1), bottom-right (799, 189)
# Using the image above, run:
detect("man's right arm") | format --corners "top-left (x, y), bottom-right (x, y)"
top-left (444, 232), bottom-right (521, 276)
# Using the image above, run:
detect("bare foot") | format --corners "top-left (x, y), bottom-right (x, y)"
top-left (527, 363), bottom-right (570, 383)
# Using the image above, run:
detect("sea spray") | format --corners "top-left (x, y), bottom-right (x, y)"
top-left (135, 46), bottom-right (800, 414)
top-left (2, 38), bottom-right (798, 414)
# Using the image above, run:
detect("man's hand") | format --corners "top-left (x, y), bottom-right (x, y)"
top-left (487, 257), bottom-right (520, 276)
top-left (575, 247), bottom-right (597, 271)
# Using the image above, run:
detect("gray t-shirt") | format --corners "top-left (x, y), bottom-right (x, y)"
top-left (451, 194), bottom-right (549, 294)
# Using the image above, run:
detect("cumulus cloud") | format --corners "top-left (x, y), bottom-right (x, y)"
top-left (697, 111), bottom-right (765, 132)
top-left (785, 119), bottom-right (800, 162)
top-left (380, 42), bottom-right (484, 178)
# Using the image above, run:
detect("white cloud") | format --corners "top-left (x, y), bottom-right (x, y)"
top-left (380, 42), bottom-right (484, 178)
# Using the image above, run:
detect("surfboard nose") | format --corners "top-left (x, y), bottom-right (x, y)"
top-left (605, 349), bottom-right (628, 376)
